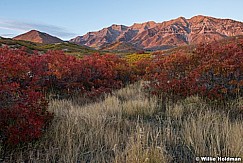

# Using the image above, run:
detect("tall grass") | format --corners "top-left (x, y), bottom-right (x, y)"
top-left (1, 82), bottom-right (243, 162)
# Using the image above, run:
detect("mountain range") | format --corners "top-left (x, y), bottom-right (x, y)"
top-left (9, 15), bottom-right (243, 51)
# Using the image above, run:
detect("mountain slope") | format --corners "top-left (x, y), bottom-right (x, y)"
top-left (70, 15), bottom-right (243, 50)
top-left (0, 37), bottom-right (98, 57)
top-left (100, 41), bottom-right (143, 53)
top-left (13, 30), bottom-right (63, 44)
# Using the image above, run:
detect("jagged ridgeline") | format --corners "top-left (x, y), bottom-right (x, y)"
top-left (70, 15), bottom-right (243, 50)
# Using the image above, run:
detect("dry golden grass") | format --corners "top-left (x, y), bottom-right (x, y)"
top-left (1, 82), bottom-right (243, 162)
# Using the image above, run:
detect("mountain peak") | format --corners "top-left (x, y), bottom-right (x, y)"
top-left (189, 15), bottom-right (212, 22)
top-left (174, 16), bottom-right (186, 21)
top-left (132, 21), bottom-right (156, 29)
top-left (13, 30), bottom-right (63, 44)
top-left (109, 24), bottom-right (128, 31)
top-left (29, 29), bottom-right (39, 33)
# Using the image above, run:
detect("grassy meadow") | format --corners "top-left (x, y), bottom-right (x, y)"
top-left (1, 82), bottom-right (242, 163)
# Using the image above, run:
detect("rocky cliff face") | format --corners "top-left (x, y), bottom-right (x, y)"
top-left (70, 15), bottom-right (243, 50)
top-left (13, 30), bottom-right (63, 44)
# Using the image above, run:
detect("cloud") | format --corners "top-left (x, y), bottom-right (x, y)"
top-left (0, 33), bottom-right (15, 37)
top-left (0, 19), bottom-right (77, 39)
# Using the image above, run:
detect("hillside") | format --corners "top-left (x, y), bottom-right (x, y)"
top-left (152, 35), bottom-right (243, 56)
top-left (0, 37), bottom-right (97, 57)
top-left (13, 30), bottom-right (63, 44)
top-left (70, 15), bottom-right (243, 50)
top-left (100, 41), bottom-right (143, 53)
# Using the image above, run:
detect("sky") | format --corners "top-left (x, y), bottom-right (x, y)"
top-left (0, 0), bottom-right (242, 40)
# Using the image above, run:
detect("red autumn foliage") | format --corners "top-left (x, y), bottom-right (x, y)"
top-left (29, 51), bottom-right (134, 97)
top-left (0, 48), bottom-right (135, 145)
top-left (0, 47), bottom-right (53, 145)
top-left (144, 38), bottom-right (243, 100)
top-left (0, 90), bottom-right (52, 145)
